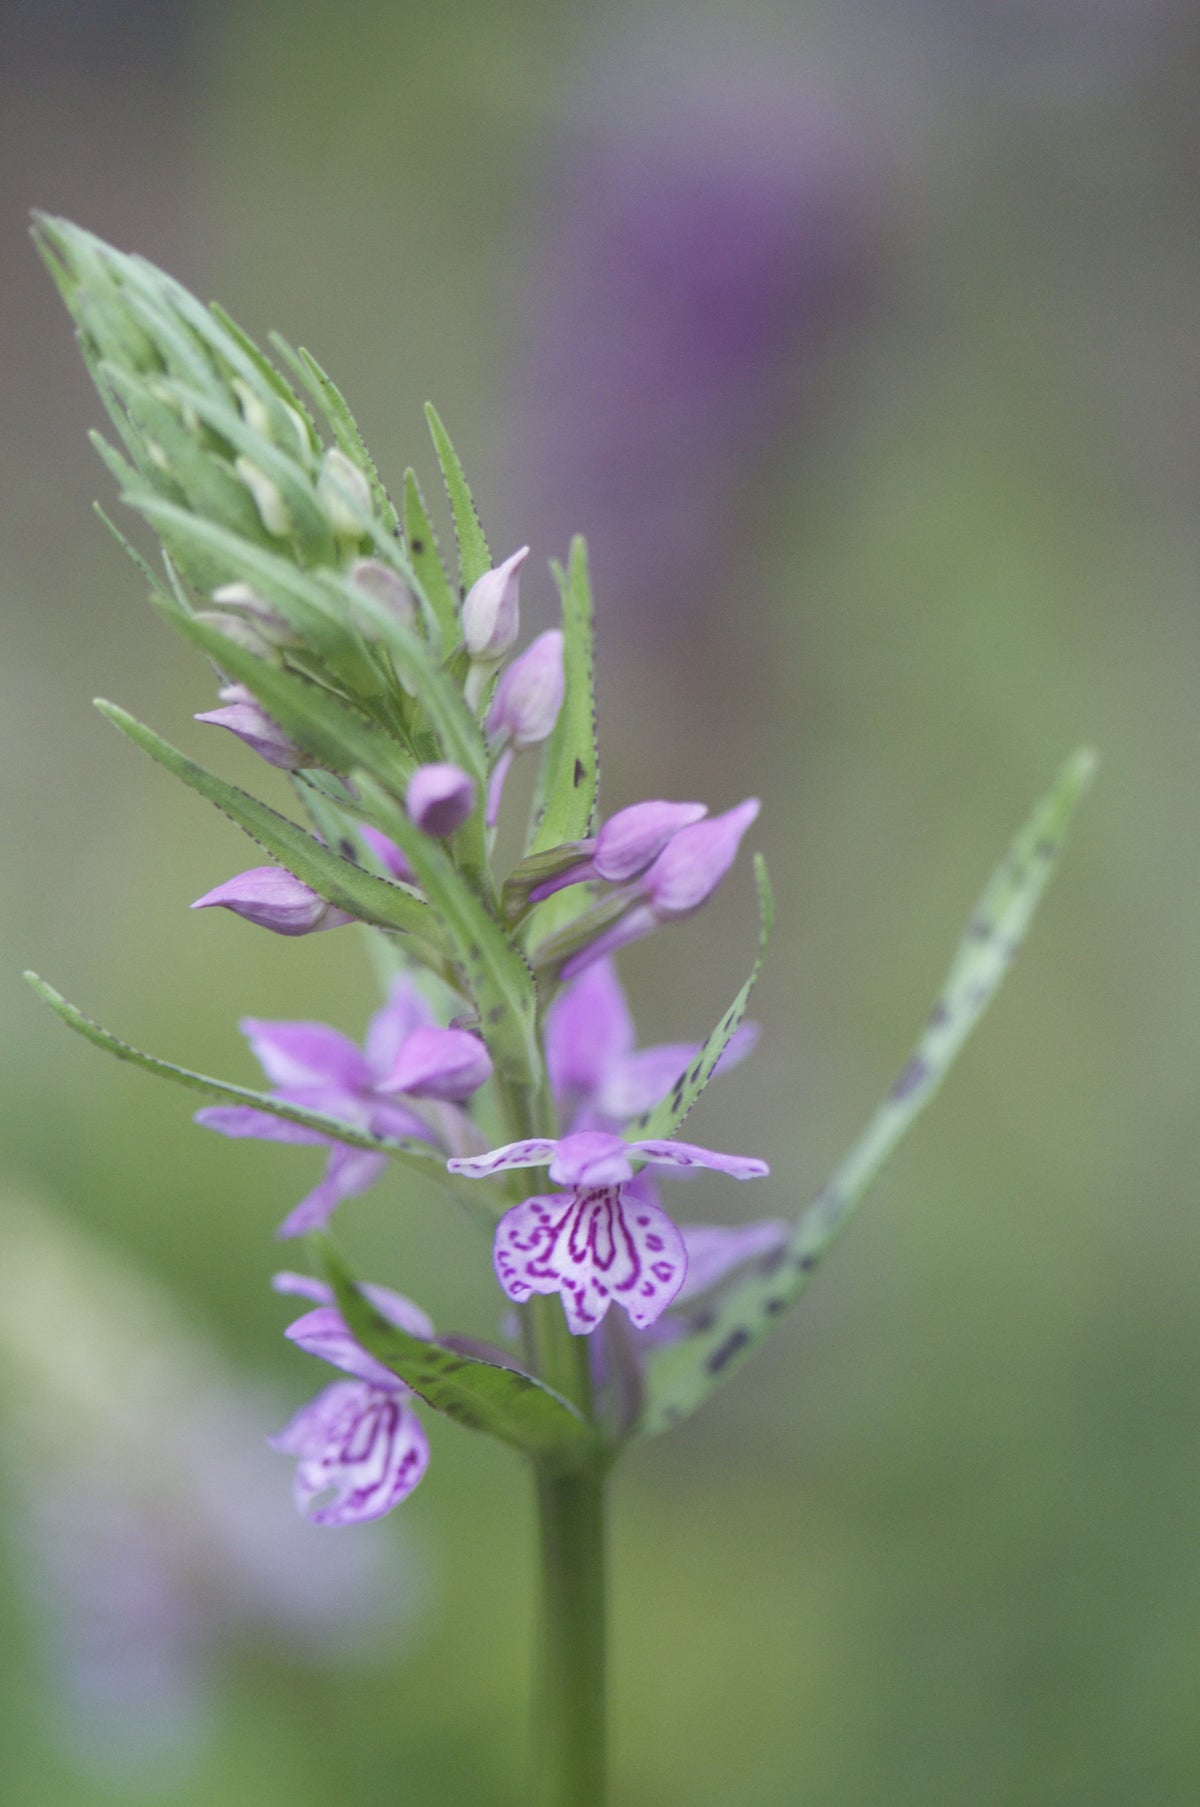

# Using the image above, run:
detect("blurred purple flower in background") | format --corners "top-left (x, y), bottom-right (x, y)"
top-left (514, 64), bottom-right (881, 640)
top-left (0, 1198), bottom-right (425, 1777)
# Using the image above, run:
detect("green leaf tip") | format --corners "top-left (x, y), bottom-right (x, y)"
top-left (634, 747), bottom-right (1096, 1443)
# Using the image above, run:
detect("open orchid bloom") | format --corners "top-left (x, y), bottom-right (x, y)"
top-left (197, 979), bottom-right (492, 1237)
top-left (269, 1274), bottom-right (432, 1527)
top-left (448, 1131), bottom-right (768, 1335)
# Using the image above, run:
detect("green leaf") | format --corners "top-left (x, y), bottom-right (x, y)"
top-left (96, 701), bottom-right (443, 949)
top-left (424, 404), bottom-right (490, 592)
top-left (634, 748), bottom-right (1098, 1442)
top-left (313, 1234), bottom-right (596, 1470)
top-left (526, 536), bottom-right (598, 865)
top-left (629, 855), bottom-right (774, 1145)
top-left (353, 773), bottom-right (542, 1087)
top-left (271, 335), bottom-right (399, 534)
top-left (403, 468), bottom-right (459, 655)
top-left (24, 973), bottom-right (442, 1171)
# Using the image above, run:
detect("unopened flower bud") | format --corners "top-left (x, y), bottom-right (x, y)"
top-left (593, 800), bottom-right (709, 883)
top-left (191, 867), bottom-right (355, 935)
top-left (406, 764), bottom-right (476, 838)
top-left (461, 547), bottom-right (528, 661)
top-left (377, 1026), bottom-right (493, 1101)
top-left (194, 610), bottom-right (279, 660)
top-left (210, 581), bottom-right (292, 641)
top-left (486, 630), bottom-right (564, 751)
top-left (642, 798), bottom-right (761, 920)
top-left (359, 824), bottom-right (416, 884)
top-left (235, 457), bottom-right (291, 538)
top-left (195, 686), bottom-right (306, 770)
top-left (350, 559), bottom-right (417, 631)
top-left (317, 448), bottom-right (372, 538)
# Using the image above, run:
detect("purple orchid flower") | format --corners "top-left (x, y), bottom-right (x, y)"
top-left (448, 1129), bottom-right (768, 1335)
top-left (528, 799), bottom-right (709, 904)
top-left (270, 1273), bottom-right (431, 1526)
top-left (196, 978), bottom-right (492, 1237)
top-left (544, 955), bottom-right (758, 1132)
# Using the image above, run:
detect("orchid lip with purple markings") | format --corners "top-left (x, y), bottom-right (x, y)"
top-left (450, 1131), bottom-right (769, 1336)
top-left (269, 1273), bottom-right (432, 1526)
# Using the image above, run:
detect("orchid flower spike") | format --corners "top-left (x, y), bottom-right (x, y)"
top-left (270, 1273), bottom-right (432, 1525)
top-left (448, 1129), bottom-right (768, 1335)
top-left (191, 867), bottom-right (356, 936)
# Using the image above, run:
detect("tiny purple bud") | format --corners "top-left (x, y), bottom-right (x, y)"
top-left (461, 547), bottom-right (528, 661)
top-left (642, 798), bottom-right (761, 920)
top-left (195, 685), bottom-right (306, 770)
top-left (592, 800), bottom-right (709, 883)
top-left (350, 559), bottom-right (417, 631)
top-left (358, 824), bottom-right (416, 885)
top-left (406, 763), bottom-right (476, 838)
top-left (377, 1025), bottom-right (493, 1101)
top-left (486, 629), bottom-right (565, 751)
top-left (191, 867), bottom-right (355, 935)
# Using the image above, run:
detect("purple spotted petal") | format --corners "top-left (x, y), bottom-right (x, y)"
top-left (675, 1218), bottom-right (792, 1304)
top-left (545, 958), bottom-right (635, 1106)
top-left (629, 1138), bottom-right (769, 1179)
top-left (546, 1131), bottom-right (635, 1188)
top-left (270, 1380), bottom-right (430, 1526)
top-left (194, 1105), bottom-right (330, 1145)
top-left (276, 1146), bottom-right (389, 1240)
top-left (362, 977), bottom-right (435, 1079)
top-left (493, 1185), bottom-right (687, 1334)
top-left (378, 1026), bottom-right (493, 1102)
top-left (592, 799), bottom-right (708, 883)
top-left (447, 1138), bottom-right (560, 1178)
top-left (240, 1018), bottom-right (373, 1094)
top-left (284, 1307), bottom-right (404, 1389)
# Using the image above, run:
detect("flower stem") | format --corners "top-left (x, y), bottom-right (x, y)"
top-left (533, 1460), bottom-right (608, 1807)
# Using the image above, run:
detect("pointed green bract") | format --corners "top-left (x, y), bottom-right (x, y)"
top-left (424, 404), bottom-right (491, 592)
top-left (403, 467), bottom-right (460, 655)
top-left (24, 974), bottom-right (442, 1170)
top-left (96, 701), bottom-right (444, 950)
top-left (634, 749), bottom-right (1097, 1442)
top-left (629, 855), bottom-right (774, 1146)
top-left (527, 537), bottom-right (598, 862)
top-left (270, 335), bottom-right (399, 534)
top-left (313, 1235), bottom-right (596, 1471)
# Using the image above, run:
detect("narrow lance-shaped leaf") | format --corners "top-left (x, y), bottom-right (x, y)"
top-left (403, 467), bottom-right (460, 656)
top-left (24, 973), bottom-right (443, 1172)
top-left (312, 1234), bottom-right (596, 1471)
top-left (526, 536), bottom-right (598, 861)
top-left (635, 748), bottom-right (1098, 1443)
top-left (352, 771), bottom-right (543, 1089)
top-left (95, 701), bottom-right (444, 950)
top-left (629, 855), bottom-right (774, 1146)
top-left (424, 404), bottom-right (491, 592)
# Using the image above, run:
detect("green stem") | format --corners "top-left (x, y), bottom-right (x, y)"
top-left (533, 1462), bottom-right (608, 1807)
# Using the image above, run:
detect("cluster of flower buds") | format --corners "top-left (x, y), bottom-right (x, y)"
top-left (38, 217), bottom-right (776, 1527)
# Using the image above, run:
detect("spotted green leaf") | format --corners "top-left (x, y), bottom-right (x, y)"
top-left (635, 748), bottom-right (1097, 1442)
top-left (527, 535), bottom-right (598, 860)
top-left (313, 1234), bottom-right (595, 1471)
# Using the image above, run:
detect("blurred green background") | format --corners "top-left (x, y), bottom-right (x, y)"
top-left (2, 1), bottom-right (1198, 1802)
